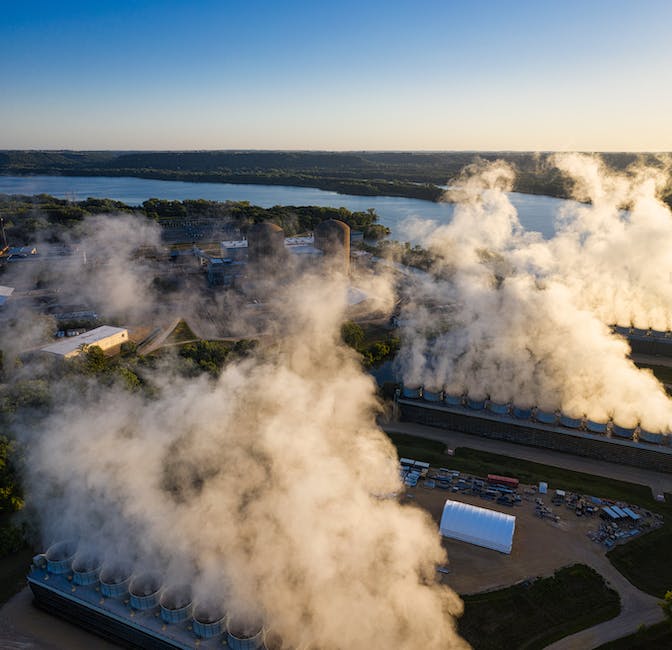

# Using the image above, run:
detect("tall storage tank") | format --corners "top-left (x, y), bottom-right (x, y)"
top-left (247, 222), bottom-right (285, 265)
top-left (314, 219), bottom-right (350, 274)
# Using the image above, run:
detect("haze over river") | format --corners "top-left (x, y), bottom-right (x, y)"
top-left (0, 175), bottom-right (574, 240)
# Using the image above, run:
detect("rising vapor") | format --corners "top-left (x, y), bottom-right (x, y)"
top-left (21, 267), bottom-right (467, 649)
top-left (396, 155), bottom-right (672, 432)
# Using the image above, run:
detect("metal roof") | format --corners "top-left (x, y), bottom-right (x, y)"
top-left (41, 326), bottom-right (127, 357)
top-left (440, 499), bottom-right (516, 554)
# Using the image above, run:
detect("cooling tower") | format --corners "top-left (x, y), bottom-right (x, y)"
top-left (585, 419), bottom-right (608, 434)
top-left (466, 396), bottom-right (486, 410)
top-left (314, 219), bottom-right (350, 274)
top-left (45, 541), bottom-right (77, 575)
top-left (99, 562), bottom-right (132, 599)
top-left (535, 409), bottom-right (558, 425)
top-left (401, 384), bottom-right (422, 399)
top-left (71, 552), bottom-right (101, 586)
top-left (512, 405), bottom-right (532, 420)
top-left (129, 572), bottom-right (162, 610)
top-left (638, 429), bottom-right (665, 445)
top-left (559, 414), bottom-right (583, 429)
top-left (611, 423), bottom-right (635, 439)
top-left (487, 400), bottom-right (509, 415)
top-left (443, 392), bottom-right (463, 406)
top-left (422, 386), bottom-right (443, 402)
top-left (192, 602), bottom-right (226, 639)
top-left (160, 585), bottom-right (193, 624)
top-left (226, 617), bottom-right (265, 650)
top-left (247, 222), bottom-right (285, 264)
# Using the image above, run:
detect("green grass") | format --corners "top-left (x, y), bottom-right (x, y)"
top-left (607, 527), bottom-right (672, 598)
top-left (165, 320), bottom-right (197, 344)
top-left (458, 564), bottom-right (621, 650)
top-left (594, 621), bottom-right (672, 649)
top-left (387, 432), bottom-right (656, 505)
top-left (0, 547), bottom-right (33, 605)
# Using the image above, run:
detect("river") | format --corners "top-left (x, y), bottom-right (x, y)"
top-left (0, 175), bottom-right (574, 240)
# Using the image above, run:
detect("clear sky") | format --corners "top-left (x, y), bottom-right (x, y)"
top-left (2, 0), bottom-right (671, 151)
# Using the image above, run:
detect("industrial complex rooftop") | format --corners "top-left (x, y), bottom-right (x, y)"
top-left (41, 326), bottom-right (129, 359)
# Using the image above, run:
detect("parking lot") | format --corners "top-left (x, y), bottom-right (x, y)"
top-left (399, 461), bottom-right (664, 595)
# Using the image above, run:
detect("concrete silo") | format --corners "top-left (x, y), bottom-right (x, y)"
top-left (314, 219), bottom-right (350, 274)
top-left (247, 222), bottom-right (285, 266)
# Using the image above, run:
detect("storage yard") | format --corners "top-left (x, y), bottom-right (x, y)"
top-left (399, 458), bottom-right (664, 596)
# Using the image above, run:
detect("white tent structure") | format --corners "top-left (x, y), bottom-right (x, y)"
top-left (439, 500), bottom-right (516, 554)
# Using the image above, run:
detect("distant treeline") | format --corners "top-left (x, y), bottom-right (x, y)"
top-left (1, 150), bottom-right (671, 205)
top-left (0, 193), bottom-right (390, 244)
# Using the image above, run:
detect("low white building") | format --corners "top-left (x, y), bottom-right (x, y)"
top-left (41, 326), bottom-right (129, 359)
top-left (439, 499), bottom-right (516, 554)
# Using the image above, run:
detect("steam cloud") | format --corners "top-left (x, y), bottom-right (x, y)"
top-left (397, 154), bottom-right (672, 431)
top-left (18, 248), bottom-right (465, 648)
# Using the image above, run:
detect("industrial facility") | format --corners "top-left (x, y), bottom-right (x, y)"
top-left (439, 499), bottom-right (516, 554)
top-left (28, 542), bottom-right (267, 649)
top-left (40, 326), bottom-right (129, 359)
top-left (613, 325), bottom-right (672, 357)
top-left (197, 219), bottom-right (352, 285)
top-left (396, 386), bottom-right (672, 472)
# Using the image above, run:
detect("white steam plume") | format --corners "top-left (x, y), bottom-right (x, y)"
top-left (23, 271), bottom-right (466, 649)
top-left (397, 155), bottom-right (672, 432)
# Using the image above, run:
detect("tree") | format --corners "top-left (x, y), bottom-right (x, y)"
top-left (341, 322), bottom-right (364, 350)
top-left (660, 590), bottom-right (672, 624)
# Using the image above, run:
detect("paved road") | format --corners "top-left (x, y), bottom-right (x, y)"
top-left (382, 420), bottom-right (672, 497)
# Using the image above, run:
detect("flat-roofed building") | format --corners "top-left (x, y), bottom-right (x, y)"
top-left (41, 326), bottom-right (129, 359)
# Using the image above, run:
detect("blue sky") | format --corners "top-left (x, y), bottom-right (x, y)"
top-left (2, 0), bottom-right (671, 150)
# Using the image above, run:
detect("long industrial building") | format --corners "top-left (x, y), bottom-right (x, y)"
top-left (613, 325), bottom-right (672, 357)
top-left (28, 542), bottom-right (267, 649)
top-left (396, 387), bottom-right (672, 473)
top-left (41, 326), bottom-right (129, 359)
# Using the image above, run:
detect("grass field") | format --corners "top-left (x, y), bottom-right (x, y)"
top-left (607, 526), bottom-right (672, 598)
top-left (458, 564), bottom-right (621, 650)
top-left (594, 621), bottom-right (672, 649)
